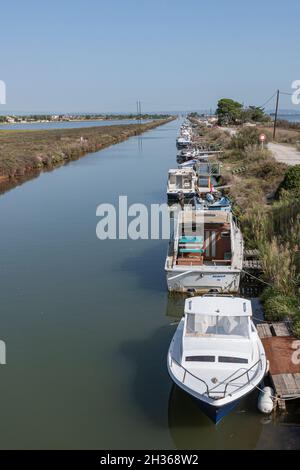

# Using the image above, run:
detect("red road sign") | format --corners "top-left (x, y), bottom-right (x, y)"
top-left (259, 133), bottom-right (266, 142)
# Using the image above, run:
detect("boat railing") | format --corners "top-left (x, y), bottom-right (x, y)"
top-left (222, 358), bottom-right (263, 397)
top-left (170, 356), bottom-right (263, 400)
top-left (170, 356), bottom-right (210, 396)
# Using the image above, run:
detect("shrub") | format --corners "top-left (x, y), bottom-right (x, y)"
top-left (259, 238), bottom-right (297, 296)
top-left (230, 127), bottom-right (261, 150)
top-left (278, 165), bottom-right (300, 193)
top-left (293, 319), bottom-right (300, 338)
top-left (262, 291), bottom-right (299, 321)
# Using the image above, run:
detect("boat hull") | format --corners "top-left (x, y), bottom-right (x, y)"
top-left (167, 364), bottom-right (241, 424)
top-left (165, 269), bottom-right (240, 293)
top-left (195, 395), bottom-right (240, 424)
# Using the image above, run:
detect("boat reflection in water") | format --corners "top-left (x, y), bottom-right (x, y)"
top-left (168, 385), bottom-right (263, 450)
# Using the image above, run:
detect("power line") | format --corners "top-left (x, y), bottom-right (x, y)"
top-left (259, 91), bottom-right (277, 109)
top-left (279, 91), bottom-right (294, 96)
top-left (258, 89), bottom-right (293, 110)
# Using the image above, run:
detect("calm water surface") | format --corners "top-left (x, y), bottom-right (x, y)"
top-left (0, 119), bottom-right (151, 131)
top-left (0, 119), bottom-right (299, 449)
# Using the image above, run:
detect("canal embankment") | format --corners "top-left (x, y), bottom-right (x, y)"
top-left (0, 117), bottom-right (175, 194)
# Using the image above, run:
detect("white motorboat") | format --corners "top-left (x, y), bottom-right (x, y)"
top-left (176, 136), bottom-right (191, 149)
top-left (167, 168), bottom-right (197, 203)
top-left (168, 295), bottom-right (267, 423)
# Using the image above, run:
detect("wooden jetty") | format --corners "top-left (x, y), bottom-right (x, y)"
top-left (257, 322), bottom-right (300, 407)
top-left (241, 249), bottom-right (263, 296)
top-left (243, 249), bottom-right (262, 270)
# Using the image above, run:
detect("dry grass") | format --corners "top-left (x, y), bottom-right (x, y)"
top-left (259, 124), bottom-right (300, 145)
top-left (192, 120), bottom-right (300, 327)
top-left (0, 118), bottom-right (173, 191)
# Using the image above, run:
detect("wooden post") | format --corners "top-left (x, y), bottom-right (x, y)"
top-left (273, 90), bottom-right (280, 140)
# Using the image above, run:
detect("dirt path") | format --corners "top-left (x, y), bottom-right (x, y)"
top-left (268, 142), bottom-right (300, 166)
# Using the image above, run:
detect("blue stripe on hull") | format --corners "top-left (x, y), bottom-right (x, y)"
top-left (196, 398), bottom-right (240, 424)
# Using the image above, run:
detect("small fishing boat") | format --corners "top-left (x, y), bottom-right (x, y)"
top-left (176, 136), bottom-right (191, 149)
top-left (165, 208), bottom-right (243, 293)
top-left (167, 295), bottom-right (267, 423)
top-left (178, 159), bottom-right (198, 169)
top-left (167, 168), bottom-right (197, 203)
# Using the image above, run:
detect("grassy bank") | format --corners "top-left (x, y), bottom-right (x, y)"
top-left (0, 118), bottom-right (174, 193)
top-left (193, 122), bottom-right (300, 334)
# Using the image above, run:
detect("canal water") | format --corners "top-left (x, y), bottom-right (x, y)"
top-left (0, 119), bottom-right (299, 449)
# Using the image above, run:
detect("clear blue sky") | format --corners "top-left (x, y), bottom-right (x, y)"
top-left (1, 0), bottom-right (299, 113)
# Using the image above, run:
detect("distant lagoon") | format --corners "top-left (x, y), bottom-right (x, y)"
top-left (275, 113), bottom-right (300, 123)
top-left (0, 118), bottom-right (152, 131)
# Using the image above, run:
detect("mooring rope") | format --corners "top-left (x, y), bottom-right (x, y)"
top-left (241, 269), bottom-right (273, 287)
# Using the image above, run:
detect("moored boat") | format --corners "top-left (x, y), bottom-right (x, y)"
top-left (165, 208), bottom-right (243, 293)
top-left (167, 168), bottom-right (197, 203)
top-left (167, 295), bottom-right (267, 423)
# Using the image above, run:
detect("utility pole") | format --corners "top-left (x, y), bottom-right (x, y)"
top-left (273, 89), bottom-right (280, 140)
top-left (136, 100), bottom-right (142, 124)
top-left (139, 100), bottom-right (142, 125)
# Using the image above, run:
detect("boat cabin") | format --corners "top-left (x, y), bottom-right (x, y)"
top-left (182, 297), bottom-right (253, 365)
top-left (167, 169), bottom-right (196, 193)
top-left (175, 211), bottom-right (232, 266)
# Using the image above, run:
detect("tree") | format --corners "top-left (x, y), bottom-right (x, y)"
top-left (240, 106), bottom-right (271, 123)
top-left (216, 98), bottom-right (243, 125)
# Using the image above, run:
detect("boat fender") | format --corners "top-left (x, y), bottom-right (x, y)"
top-left (258, 387), bottom-right (274, 414)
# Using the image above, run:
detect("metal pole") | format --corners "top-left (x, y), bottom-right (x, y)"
top-left (139, 100), bottom-right (142, 124)
top-left (273, 89), bottom-right (280, 140)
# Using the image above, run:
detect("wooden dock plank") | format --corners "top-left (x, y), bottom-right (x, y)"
top-left (261, 337), bottom-right (300, 375)
top-left (294, 373), bottom-right (300, 390)
top-left (257, 323), bottom-right (272, 338)
top-left (272, 374), bottom-right (286, 396)
top-left (262, 334), bottom-right (300, 398)
top-left (243, 259), bottom-right (262, 269)
top-left (244, 249), bottom-right (260, 258)
top-left (283, 374), bottom-right (298, 393)
top-left (271, 322), bottom-right (290, 337)
top-left (272, 374), bottom-right (300, 397)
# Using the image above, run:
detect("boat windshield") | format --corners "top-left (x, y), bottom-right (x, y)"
top-left (185, 313), bottom-right (249, 338)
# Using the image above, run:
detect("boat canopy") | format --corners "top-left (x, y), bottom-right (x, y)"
top-left (184, 296), bottom-right (252, 317)
top-left (185, 312), bottom-right (250, 339)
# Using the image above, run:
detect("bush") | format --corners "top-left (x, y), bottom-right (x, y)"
top-left (262, 291), bottom-right (299, 321)
top-left (278, 165), bottom-right (300, 193)
top-left (230, 127), bottom-right (261, 150)
top-left (259, 239), bottom-right (297, 296)
top-left (293, 319), bottom-right (300, 338)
